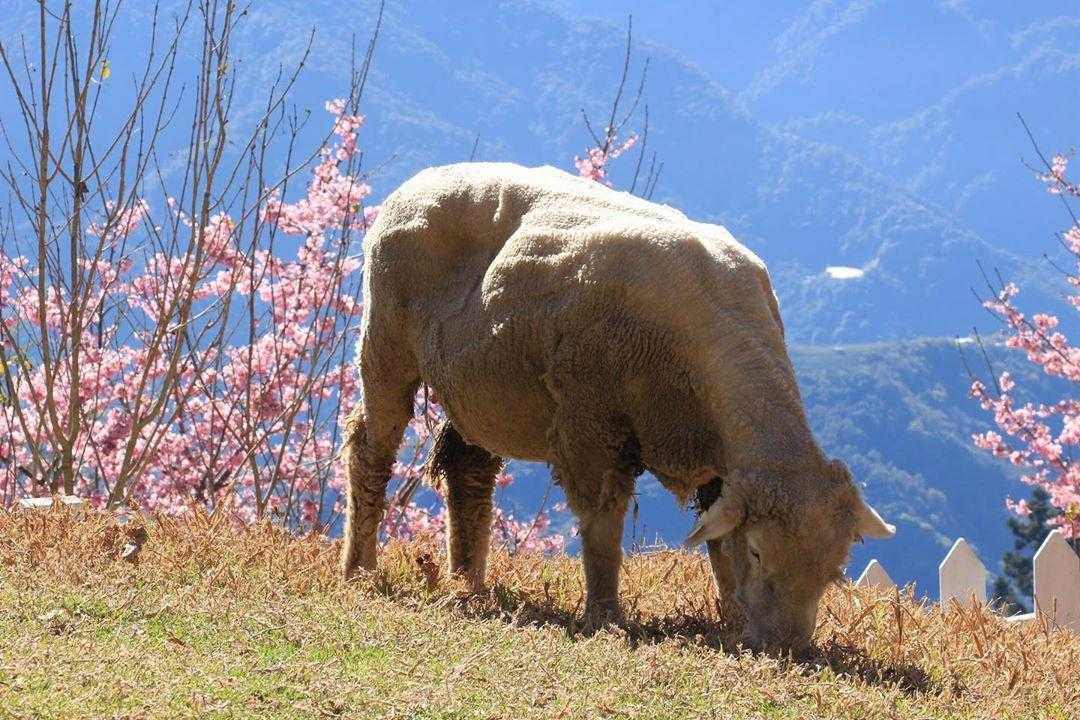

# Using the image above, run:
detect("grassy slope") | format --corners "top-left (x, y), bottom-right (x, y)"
top-left (0, 510), bottom-right (1077, 719)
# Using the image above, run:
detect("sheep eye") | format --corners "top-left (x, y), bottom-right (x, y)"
top-left (749, 547), bottom-right (761, 564)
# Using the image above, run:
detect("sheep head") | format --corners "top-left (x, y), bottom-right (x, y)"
top-left (685, 460), bottom-right (894, 653)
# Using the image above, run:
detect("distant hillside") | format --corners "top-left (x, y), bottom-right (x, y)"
top-left (499, 337), bottom-right (1053, 595)
top-left (6, 0), bottom-right (1063, 344)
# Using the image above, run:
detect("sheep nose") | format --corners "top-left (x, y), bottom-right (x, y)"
top-left (741, 625), bottom-right (812, 657)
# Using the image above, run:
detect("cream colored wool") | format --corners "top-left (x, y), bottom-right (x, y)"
top-left (342, 162), bottom-right (894, 650)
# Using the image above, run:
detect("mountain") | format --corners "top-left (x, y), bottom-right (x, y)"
top-left (566, 1), bottom-right (1080, 262)
top-left (19, 0), bottom-right (1067, 344)
top-left (335, 0), bottom-right (1072, 345)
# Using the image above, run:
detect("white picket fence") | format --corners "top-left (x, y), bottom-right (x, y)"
top-left (855, 531), bottom-right (1080, 632)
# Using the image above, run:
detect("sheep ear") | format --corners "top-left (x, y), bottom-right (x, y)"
top-left (684, 495), bottom-right (742, 547)
top-left (856, 498), bottom-right (895, 540)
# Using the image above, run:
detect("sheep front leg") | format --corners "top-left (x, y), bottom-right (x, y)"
top-left (576, 494), bottom-right (629, 625)
top-left (543, 352), bottom-right (636, 628)
top-left (558, 459), bottom-right (633, 627)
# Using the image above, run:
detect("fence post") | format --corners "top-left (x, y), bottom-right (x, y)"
top-left (939, 537), bottom-right (987, 607)
top-left (855, 559), bottom-right (895, 590)
top-left (1032, 529), bottom-right (1080, 633)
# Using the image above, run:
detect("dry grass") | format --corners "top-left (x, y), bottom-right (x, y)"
top-left (0, 508), bottom-right (1076, 719)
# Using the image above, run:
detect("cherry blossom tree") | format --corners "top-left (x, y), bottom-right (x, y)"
top-left (0, 0), bottom-right (370, 530)
top-left (574, 16), bottom-right (662, 199)
top-left (970, 133), bottom-right (1080, 539)
top-left (0, 0), bottom-right (568, 555)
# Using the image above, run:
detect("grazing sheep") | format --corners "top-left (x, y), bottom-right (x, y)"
top-left (340, 162), bottom-right (895, 652)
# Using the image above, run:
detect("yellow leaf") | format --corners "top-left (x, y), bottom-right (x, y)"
top-left (100, 59), bottom-right (111, 81)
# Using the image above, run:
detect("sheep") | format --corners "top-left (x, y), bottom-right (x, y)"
top-left (340, 161), bottom-right (895, 652)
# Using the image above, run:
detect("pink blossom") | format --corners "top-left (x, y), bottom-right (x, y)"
top-left (262, 101), bottom-right (375, 236)
top-left (1006, 498), bottom-right (1032, 517)
top-left (87, 199), bottom-right (150, 242)
top-left (574, 129), bottom-right (638, 186)
top-left (1039, 153), bottom-right (1080, 197)
top-left (2, 97), bottom-right (573, 554)
top-left (972, 146), bottom-right (1080, 537)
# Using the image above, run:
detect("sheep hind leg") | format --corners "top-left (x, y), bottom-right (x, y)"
top-left (340, 374), bottom-right (418, 580)
top-left (429, 422), bottom-right (502, 591)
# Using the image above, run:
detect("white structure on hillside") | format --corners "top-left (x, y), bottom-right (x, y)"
top-left (1032, 530), bottom-right (1080, 632)
top-left (17, 495), bottom-right (83, 511)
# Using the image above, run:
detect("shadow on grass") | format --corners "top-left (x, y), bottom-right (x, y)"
top-left (803, 642), bottom-right (937, 696)
top-left (370, 574), bottom-right (939, 697)
top-left (480, 580), bottom-right (740, 652)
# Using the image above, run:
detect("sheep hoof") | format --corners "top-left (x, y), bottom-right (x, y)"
top-left (580, 601), bottom-right (623, 634)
